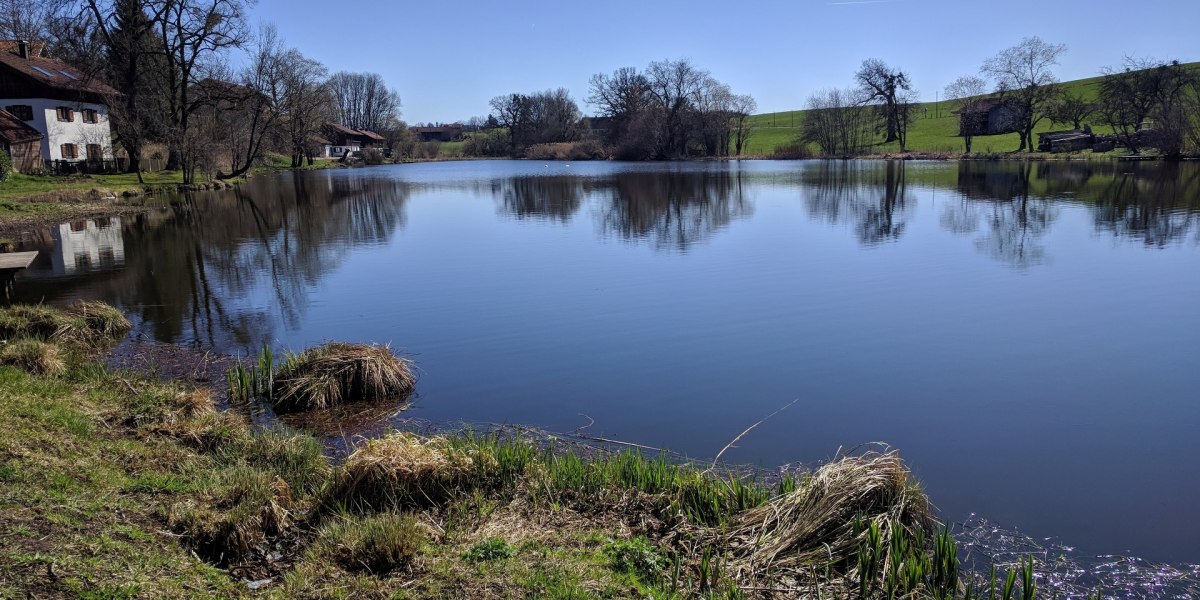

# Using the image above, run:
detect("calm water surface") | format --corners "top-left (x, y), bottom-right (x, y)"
top-left (11, 160), bottom-right (1200, 563)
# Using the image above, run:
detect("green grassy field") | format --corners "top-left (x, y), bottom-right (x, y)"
top-left (740, 65), bottom-right (1199, 156)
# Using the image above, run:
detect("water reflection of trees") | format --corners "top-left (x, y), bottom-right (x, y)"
top-left (802, 161), bottom-right (914, 246)
top-left (16, 172), bottom-right (411, 349)
top-left (493, 176), bottom-right (586, 222)
top-left (594, 169), bottom-right (753, 251)
top-left (945, 162), bottom-right (1200, 265)
top-left (948, 162), bottom-right (1058, 268)
top-left (1088, 162), bottom-right (1200, 247)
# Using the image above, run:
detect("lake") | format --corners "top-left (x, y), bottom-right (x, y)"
top-left (10, 159), bottom-right (1200, 565)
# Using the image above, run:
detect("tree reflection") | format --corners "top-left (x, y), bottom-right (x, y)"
top-left (946, 161), bottom-right (1200, 265)
top-left (595, 168), bottom-right (753, 251)
top-left (802, 160), bottom-right (913, 246)
top-left (14, 172), bottom-right (411, 349)
top-left (1089, 162), bottom-right (1200, 247)
top-left (493, 176), bottom-right (585, 222)
top-left (951, 162), bottom-right (1057, 268)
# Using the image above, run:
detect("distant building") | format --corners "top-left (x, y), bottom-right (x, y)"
top-left (0, 40), bottom-right (118, 166)
top-left (954, 98), bottom-right (1023, 137)
top-left (412, 125), bottom-right (464, 142)
top-left (319, 123), bottom-right (385, 157)
top-left (0, 107), bottom-right (42, 172)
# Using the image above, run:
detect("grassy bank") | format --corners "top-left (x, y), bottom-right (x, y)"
top-left (742, 64), bottom-right (1200, 157)
top-left (0, 302), bottom-right (1065, 599)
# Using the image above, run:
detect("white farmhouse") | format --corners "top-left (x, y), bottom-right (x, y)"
top-left (0, 40), bottom-right (118, 168)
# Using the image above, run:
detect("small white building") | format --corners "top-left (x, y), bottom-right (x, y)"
top-left (318, 123), bottom-right (385, 158)
top-left (0, 40), bottom-right (117, 167)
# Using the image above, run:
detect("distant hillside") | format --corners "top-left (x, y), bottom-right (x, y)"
top-left (743, 62), bottom-right (1200, 156)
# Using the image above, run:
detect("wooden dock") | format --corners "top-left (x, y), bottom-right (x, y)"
top-left (1, 251), bottom-right (37, 297)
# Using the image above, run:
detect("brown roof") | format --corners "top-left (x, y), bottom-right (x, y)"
top-left (952, 97), bottom-right (1005, 115)
top-left (0, 40), bottom-right (119, 97)
top-left (0, 108), bottom-right (43, 144)
top-left (358, 129), bottom-right (385, 141)
top-left (326, 123), bottom-right (362, 136)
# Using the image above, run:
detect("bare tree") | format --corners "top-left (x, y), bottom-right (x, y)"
top-left (1099, 57), bottom-right (1195, 156)
top-left (943, 75), bottom-right (987, 111)
top-left (587, 66), bottom-right (650, 144)
top-left (730, 94), bottom-right (756, 156)
top-left (854, 58), bottom-right (915, 147)
top-left (1045, 88), bottom-right (1095, 130)
top-left (981, 36), bottom-right (1067, 152)
top-left (77, 0), bottom-right (169, 180)
top-left (327, 71), bottom-right (401, 132)
top-left (148, 0), bottom-right (252, 182)
top-left (210, 24), bottom-right (286, 179)
top-left (276, 49), bottom-right (332, 166)
top-left (488, 89), bottom-right (584, 155)
top-left (944, 75), bottom-right (988, 153)
top-left (802, 88), bottom-right (871, 157)
top-left (0, 0), bottom-right (64, 42)
top-left (585, 60), bottom-right (750, 160)
top-left (645, 58), bottom-right (710, 157)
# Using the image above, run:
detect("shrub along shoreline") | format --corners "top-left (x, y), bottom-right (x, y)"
top-left (0, 302), bottom-right (1058, 599)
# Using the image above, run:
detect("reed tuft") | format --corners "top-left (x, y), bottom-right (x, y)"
top-left (272, 342), bottom-right (415, 413)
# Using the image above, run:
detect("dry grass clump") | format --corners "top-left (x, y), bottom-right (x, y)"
top-left (169, 466), bottom-right (294, 565)
top-left (0, 304), bottom-right (86, 341)
top-left (0, 301), bottom-right (130, 345)
top-left (273, 343), bottom-right (415, 413)
top-left (0, 338), bottom-right (66, 375)
top-left (328, 432), bottom-right (479, 511)
top-left (316, 512), bottom-right (426, 574)
top-left (724, 450), bottom-right (933, 580)
top-left (67, 299), bottom-right (132, 338)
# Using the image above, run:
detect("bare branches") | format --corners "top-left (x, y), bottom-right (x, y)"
top-left (328, 71), bottom-right (401, 132)
top-left (980, 36), bottom-right (1067, 151)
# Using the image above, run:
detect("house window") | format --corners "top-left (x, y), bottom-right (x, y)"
top-left (86, 144), bottom-right (102, 161)
top-left (56, 107), bottom-right (74, 122)
top-left (4, 105), bottom-right (32, 121)
top-left (60, 143), bottom-right (79, 159)
top-left (82, 109), bottom-right (98, 124)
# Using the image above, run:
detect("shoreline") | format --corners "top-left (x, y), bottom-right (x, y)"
top-left (0, 152), bottom-right (1184, 241)
top-left (2, 303), bottom-right (1196, 597)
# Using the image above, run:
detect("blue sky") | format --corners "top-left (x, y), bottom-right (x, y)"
top-left (250, 0), bottom-right (1200, 124)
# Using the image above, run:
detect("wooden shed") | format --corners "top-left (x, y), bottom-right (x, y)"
top-left (0, 107), bottom-right (42, 172)
top-left (954, 98), bottom-right (1023, 137)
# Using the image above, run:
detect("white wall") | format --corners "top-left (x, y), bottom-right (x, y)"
top-left (322, 143), bottom-right (360, 158)
top-left (0, 97), bottom-right (113, 161)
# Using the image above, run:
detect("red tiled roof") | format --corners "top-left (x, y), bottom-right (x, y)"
top-left (0, 40), bottom-right (119, 97)
top-left (0, 108), bottom-right (42, 144)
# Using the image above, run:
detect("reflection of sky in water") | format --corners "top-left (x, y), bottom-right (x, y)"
top-left (9, 160), bottom-right (1200, 567)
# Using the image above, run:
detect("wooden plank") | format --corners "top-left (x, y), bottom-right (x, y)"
top-left (0, 251), bottom-right (37, 271)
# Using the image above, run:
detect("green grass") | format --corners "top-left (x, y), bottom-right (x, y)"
top-left (741, 63), bottom-right (1200, 156)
